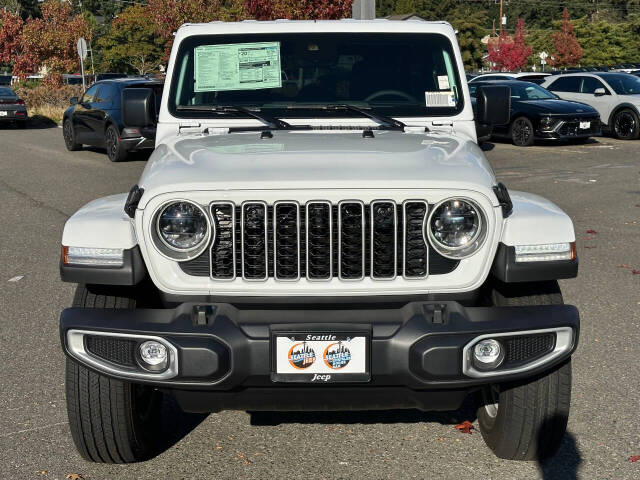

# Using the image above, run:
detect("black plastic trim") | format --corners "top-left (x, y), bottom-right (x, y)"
top-left (492, 183), bottom-right (513, 218)
top-left (60, 246), bottom-right (146, 285)
top-left (60, 300), bottom-right (579, 393)
top-left (124, 185), bottom-right (144, 218)
top-left (491, 243), bottom-right (578, 283)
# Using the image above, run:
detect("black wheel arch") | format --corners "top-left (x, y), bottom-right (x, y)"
top-left (607, 102), bottom-right (640, 128)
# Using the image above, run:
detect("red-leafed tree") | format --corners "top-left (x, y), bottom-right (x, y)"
top-left (0, 9), bottom-right (24, 66)
top-left (549, 8), bottom-right (582, 68)
top-left (245, 0), bottom-right (352, 20)
top-left (12, 0), bottom-right (91, 86)
top-left (487, 18), bottom-right (532, 71)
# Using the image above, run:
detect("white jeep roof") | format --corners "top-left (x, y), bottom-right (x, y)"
top-left (174, 19), bottom-right (456, 40)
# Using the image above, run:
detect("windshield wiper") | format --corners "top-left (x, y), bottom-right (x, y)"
top-left (176, 104), bottom-right (299, 130)
top-left (287, 104), bottom-right (406, 131)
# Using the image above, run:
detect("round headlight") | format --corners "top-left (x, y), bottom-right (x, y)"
top-left (156, 201), bottom-right (208, 252)
top-left (426, 198), bottom-right (487, 259)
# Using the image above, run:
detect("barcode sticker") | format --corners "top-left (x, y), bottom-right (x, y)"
top-left (425, 91), bottom-right (456, 107)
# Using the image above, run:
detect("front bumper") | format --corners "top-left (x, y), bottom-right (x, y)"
top-left (60, 301), bottom-right (579, 410)
top-left (537, 117), bottom-right (601, 140)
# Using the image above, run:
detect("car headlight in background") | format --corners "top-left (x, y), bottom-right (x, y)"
top-left (539, 116), bottom-right (557, 131)
top-left (153, 200), bottom-right (212, 260)
top-left (425, 198), bottom-right (487, 259)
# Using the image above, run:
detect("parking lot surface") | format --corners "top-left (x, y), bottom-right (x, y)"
top-left (1, 125), bottom-right (639, 479)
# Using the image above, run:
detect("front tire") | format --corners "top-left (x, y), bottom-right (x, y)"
top-left (476, 281), bottom-right (571, 460)
top-left (510, 117), bottom-right (535, 147)
top-left (65, 285), bottom-right (163, 463)
top-left (63, 118), bottom-right (82, 151)
top-left (611, 108), bottom-right (640, 140)
top-left (105, 124), bottom-right (127, 162)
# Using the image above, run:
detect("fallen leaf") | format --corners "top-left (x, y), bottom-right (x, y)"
top-left (586, 229), bottom-right (598, 234)
top-left (215, 444), bottom-right (222, 450)
top-left (39, 471), bottom-right (47, 476)
top-left (454, 420), bottom-right (474, 434)
top-left (584, 246), bottom-right (597, 249)
top-left (629, 455), bottom-right (640, 463)
top-left (632, 269), bottom-right (640, 275)
top-left (66, 475), bottom-right (85, 480)
top-left (635, 204), bottom-right (640, 208)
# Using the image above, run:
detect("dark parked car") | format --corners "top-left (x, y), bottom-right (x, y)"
top-left (0, 87), bottom-right (27, 128)
top-left (63, 78), bottom-right (163, 162)
top-left (469, 80), bottom-right (601, 146)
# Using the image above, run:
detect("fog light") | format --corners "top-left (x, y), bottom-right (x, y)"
top-left (138, 341), bottom-right (168, 371)
top-left (473, 339), bottom-right (504, 370)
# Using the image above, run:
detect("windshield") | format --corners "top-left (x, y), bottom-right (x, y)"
top-left (169, 33), bottom-right (464, 119)
top-left (508, 83), bottom-right (556, 100)
top-left (599, 73), bottom-right (640, 95)
top-left (0, 87), bottom-right (14, 96)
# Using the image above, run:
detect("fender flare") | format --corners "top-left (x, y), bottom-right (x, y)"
top-left (607, 102), bottom-right (640, 128)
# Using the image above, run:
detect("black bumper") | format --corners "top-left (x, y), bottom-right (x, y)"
top-left (60, 301), bottom-right (579, 410)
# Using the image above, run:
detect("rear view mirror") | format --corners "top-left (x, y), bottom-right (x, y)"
top-left (122, 88), bottom-right (156, 128)
top-left (70, 96), bottom-right (78, 105)
top-left (594, 88), bottom-right (606, 96)
top-left (475, 85), bottom-right (511, 126)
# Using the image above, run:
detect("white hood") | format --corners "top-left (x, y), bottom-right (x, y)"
top-left (137, 130), bottom-right (497, 208)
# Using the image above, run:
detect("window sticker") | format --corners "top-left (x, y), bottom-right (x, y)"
top-left (437, 75), bottom-right (450, 90)
top-left (425, 91), bottom-right (456, 107)
top-left (194, 42), bottom-right (282, 92)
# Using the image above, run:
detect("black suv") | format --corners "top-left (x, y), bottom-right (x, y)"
top-left (62, 78), bottom-right (163, 162)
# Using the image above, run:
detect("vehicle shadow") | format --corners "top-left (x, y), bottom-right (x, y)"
top-left (154, 393), bottom-right (209, 458)
top-left (83, 146), bottom-right (153, 162)
top-left (538, 423), bottom-right (582, 480)
top-left (249, 396), bottom-right (478, 426)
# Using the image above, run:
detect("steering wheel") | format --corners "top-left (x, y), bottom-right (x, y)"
top-left (365, 89), bottom-right (417, 103)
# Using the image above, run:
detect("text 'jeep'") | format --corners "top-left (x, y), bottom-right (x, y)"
top-left (59, 19), bottom-right (579, 463)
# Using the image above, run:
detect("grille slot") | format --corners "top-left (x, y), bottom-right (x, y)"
top-left (241, 202), bottom-right (268, 281)
top-left (371, 201), bottom-right (397, 279)
top-left (85, 336), bottom-right (137, 367)
top-left (338, 201), bottom-right (365, 280)
top-left (179, 199), bottom-right (461, 280)
top-left (274, 202), bottom-right (300, 280)
top-left (210, 202), bottom-right (235, 279)
top-left (403, 200), bottom-right (429, 278)
top-left (306, 201), bottom-right (333, 280)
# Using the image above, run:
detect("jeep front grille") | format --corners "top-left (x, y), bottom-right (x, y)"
top-left (181, 200), bottom-right (459, 280)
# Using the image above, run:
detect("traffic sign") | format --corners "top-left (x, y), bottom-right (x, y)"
top-left (77, 38), bottom-right (88, 61)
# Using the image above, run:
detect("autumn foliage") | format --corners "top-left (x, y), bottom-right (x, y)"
top-left (245, 0), bottom-right (352, 20)
top-left (0, 10), bottom-right (24, 66)
top-left (487, 18), bottom-right (532, 71)
top-left (549, 8), bottom-right (583, 68)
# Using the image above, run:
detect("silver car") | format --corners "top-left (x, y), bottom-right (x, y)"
top-left (541, 72), bottom-right (640, 140)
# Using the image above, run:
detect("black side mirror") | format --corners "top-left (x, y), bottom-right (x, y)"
top-left (475, 85), bottom-right (511, 126)
top-left (122, 88), bottom-right (156, 128)
top-left (70, 96), bottom-right (78, 105)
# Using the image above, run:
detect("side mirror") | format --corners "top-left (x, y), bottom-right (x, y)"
top-left (70, 96), bottom-right (78, 105)
top-left (594, 87), bottom-right (606, 96)
top-left (475, 85), bottom-right (511, 126)
top-left (122, 88), bottom-right (156, 128)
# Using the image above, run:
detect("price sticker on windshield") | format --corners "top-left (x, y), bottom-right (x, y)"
top-left (194, 42), bottom-right (282, 92)
top-left (425, 91), bottom-right (456, 107)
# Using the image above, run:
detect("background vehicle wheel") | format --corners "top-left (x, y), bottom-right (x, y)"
top-left (65, 284), bottom-right (163, 463)
top-left (476, 281), bottom-right (571, 460)
top-left (611, 108), bottom-right (640, 140)
top-left (510, 117), bottom-right (535, 147)
top-left (105, 124), bottom-right (127, 162)
top-left (63, 118), bottom-right (81, 151)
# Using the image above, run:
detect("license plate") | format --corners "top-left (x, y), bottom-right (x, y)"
top-left (0, 111), bottom-right (7, 116)
top-left (579, 121), bottom-right (590, 129)
top-left (271, 333), bottom-right (370, 383)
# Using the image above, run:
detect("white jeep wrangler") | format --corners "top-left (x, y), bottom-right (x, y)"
top-left (59, 19), bottom-right (579, 463)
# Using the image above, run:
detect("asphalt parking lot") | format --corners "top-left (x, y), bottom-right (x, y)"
top-left (0, 124), bottom-right (639, 480)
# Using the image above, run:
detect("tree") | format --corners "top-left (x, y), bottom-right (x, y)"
top-left (0, 9), bottom-right (24, 66)
top-left (549, 8), bottom-right (582, 68)
top-left (146, 0), bottom-right (246, 60)
top-left (97, 5), bottom-right (165, 74)
top-left (450, 8), bottom-right (488, 71)
top-left (12, 0), bottom-right (91, 85)
top-left (244, 0), bottom-right (352, 20)
top-left (487, 18), bottom-right (532, 71)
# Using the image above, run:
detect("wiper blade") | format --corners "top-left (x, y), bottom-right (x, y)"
top-left (176, 104), bottom-right (293, 130)
top-left (286, 103), bottom-right (405, 130)
top-left (329, 104), bottom-right (406, 130)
